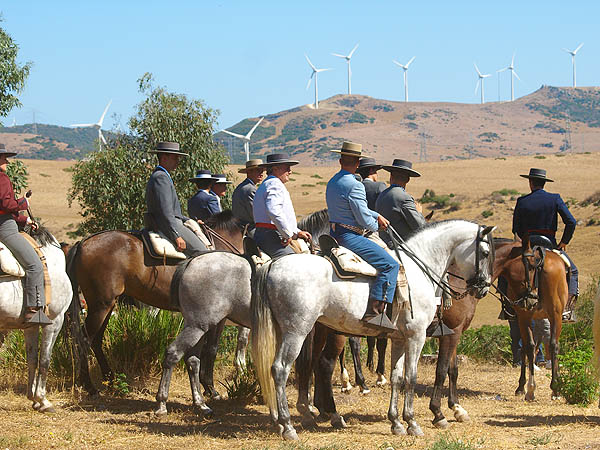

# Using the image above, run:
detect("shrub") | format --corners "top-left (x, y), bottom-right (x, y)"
top-left (457, 325), bottom-right (512, 363)
top-left (429, 433), bottom-right (484, 450)
top-left (494, 188), bottom-right (520, 196)
top-left (420, 189), bottom-right (450, 209)
top-left (311, 173), bottom-right (323, 179)
top-left (534, 155), bottom-right (546, 159)
top-left (581, 191), bottom-right (600, 207)
top-left (219, 364), bottom-right (260, 404)
top-left (481, 210), bottom-right (493, 218)
top-left (556, 347), bottom-right (599, 405)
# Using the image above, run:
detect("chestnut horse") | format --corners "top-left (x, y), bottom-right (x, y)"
top-left (66, 211), bottom-right (244, 397)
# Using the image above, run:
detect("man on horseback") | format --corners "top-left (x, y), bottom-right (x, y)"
top-left (145, 142), bottom-right (207, 256)
top-left (252, 154), bottom-right (311, 259)
top-left (326, 142), bottom-right (398, 331)
top-left (357, 157), bottom-right (386, 210)
top-left (232, 159), bottom-right (265, 236)
top-left (188, 170), bottom-right (219, 221)
top-left (512, 167), bottom-right (579, 321)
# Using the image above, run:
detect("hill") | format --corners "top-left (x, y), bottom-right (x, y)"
top-left (215, 86), bottom-right (600, 164)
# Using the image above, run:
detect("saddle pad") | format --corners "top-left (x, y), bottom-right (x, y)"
top-left (0, 242), bottom-right (25, 277)
top-left (551, 249), bottom-right (571, 268)
top-left (147, 231), bottom-right (187, 260)
top-left (329, 246), bottom-right (377, 278)
top-left (289, 238), bottom-right (310, 254)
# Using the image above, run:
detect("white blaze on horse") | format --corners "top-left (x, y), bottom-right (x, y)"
top-left (0, 228), bottom-right (72, 412)
top-left (251, 220), bottom-right (495, 440)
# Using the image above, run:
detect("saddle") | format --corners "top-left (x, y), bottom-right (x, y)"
top-left (141, 219), bottom-right (215, 261)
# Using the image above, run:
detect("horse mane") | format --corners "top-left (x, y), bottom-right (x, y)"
top-left (30, 225), bottom-right (58, 247)
top-left (204, 209), bottom-right (241, 234)
top-left (298, 209), bottom-right (329, 238)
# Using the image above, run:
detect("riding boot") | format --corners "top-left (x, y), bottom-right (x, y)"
top-left (362, 299), bottom-right (396, 331)
top-left (562, 294), bottom-right (577, 323)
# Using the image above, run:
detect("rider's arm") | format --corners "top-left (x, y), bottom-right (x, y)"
top-left (512, 199), bottom-right (523, 241)
top-left (0, 173), bottom-right (27, 214)
top-left (395, 197), bottom-right (426, 232)
top-left (556, 195), bottom-right (576, 246)
top-left (151, 173), bottom-right (181, 242)
top-left (264, 182), bottom-right (298, 239)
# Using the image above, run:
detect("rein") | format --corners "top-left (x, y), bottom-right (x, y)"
top-left (200, 224), bottom-right (242, 255)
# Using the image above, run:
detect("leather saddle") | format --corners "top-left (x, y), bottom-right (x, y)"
top-left (139, 230), bottom-right (187, 262)
top-left (319, 235), bottom-right (377, 279)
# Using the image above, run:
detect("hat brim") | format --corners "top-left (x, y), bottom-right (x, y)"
top-left (382, 166), bottom-right (421, 177)
top-left (331, 149), bottom-right (370, 158)
top-left (357, 164), bottom-right (382, 171)
top-left (189, 176), bottom-right (218, 182)
top-left (0, 152), bottom-right (18, 158)
top-left (214, 180), bottom-right (233, 184)
top-left (520, 174), bottom-right (554, 182)
top-left (238, 166), bottom-right (265, 173)
top-left (259, 160), bottom-right (299, 167)
top-left (150, 150), bottom-right (188, 156)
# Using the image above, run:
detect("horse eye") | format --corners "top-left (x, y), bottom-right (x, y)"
top-left (481, 248), bottom-right (489, 257)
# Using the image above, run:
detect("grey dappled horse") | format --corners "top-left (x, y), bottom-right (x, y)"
top-left (251, 220), bottom-right (495, 440)
top-left (0, 228), bottom-right (72, 412)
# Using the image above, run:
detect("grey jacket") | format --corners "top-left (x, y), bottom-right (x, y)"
top-left (362, 178), bottom-right (387, 210)
top-left (232, 178), bottom-right (257, 226)
top-left (145, 167), bottom-right (189, 242)
top-left (376, 185), bottom-right (426, 245)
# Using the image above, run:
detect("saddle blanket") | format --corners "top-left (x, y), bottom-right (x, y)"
top-left (0, 241), bottom-right (26, 277)
top-left (551, 249), bottom-right (571, 269)
top-left (146, 220), bottom-right (215, 260)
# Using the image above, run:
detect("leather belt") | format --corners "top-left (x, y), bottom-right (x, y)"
top-left (330, 222), bottom-right (366, 235)
top-left (256, 222), bottom-right (277, 230)
top-left (528, 229), bottom-right (556, 237)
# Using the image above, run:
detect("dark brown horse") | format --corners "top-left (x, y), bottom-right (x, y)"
top-left (66, 211), bottom-right (244, 397)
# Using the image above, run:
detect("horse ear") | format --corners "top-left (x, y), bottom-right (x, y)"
top-left (481, 225), bottom-right (496, 236)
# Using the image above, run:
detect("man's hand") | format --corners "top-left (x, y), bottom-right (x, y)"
top-left (557, 242), bottom-right (567, 251)
top-left (197, 219), bottom-right (205, 225)
top-left (175, 237), bottom-right (186, 252)
top-left (281, 237), bottom-right (292, 246)
top-left (377, 214), bottom-right (390, 230)
top-left (297, 230), bottom-right (312, 242)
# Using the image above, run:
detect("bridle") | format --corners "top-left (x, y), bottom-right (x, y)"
top-left (465, 225), bottom-right (495, 296)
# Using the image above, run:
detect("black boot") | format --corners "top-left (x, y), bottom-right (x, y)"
top-left (362, 299), bottom-right (396, 332)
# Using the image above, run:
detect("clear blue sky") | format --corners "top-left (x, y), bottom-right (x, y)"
top-left (2, 1), bottom-right (598, 131)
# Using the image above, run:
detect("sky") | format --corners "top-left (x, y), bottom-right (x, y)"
top-left (2, 1), bottom-right (599, 132)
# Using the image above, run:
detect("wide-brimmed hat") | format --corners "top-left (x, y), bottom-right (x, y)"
top-left (238, 159), bottom-right (265, 173)
top-left (520, 168), bottom-right (554, 182)
top-left (189, 170), bottom-right (217, 182)
top-left (357, 157), bottom-right (382, 171)
top-left (382, 159), bottom-right (421, 177)
top-left (150, 141), bottom-right (188, 156)
top-left (260, 153), bottom-right (299, 167)
top-left (212, 173), bottom-right (233, 184)
top-left (331, 141), bottom-right (369, 158)
top-left (0, 144), bottom-right (17, 158)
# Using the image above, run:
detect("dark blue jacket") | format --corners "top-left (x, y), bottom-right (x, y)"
top-left (188, 190), bottom-right (221, 221)
top-left (512, 189), bottom-right (576, 246)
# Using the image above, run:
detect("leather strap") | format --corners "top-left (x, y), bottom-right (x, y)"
top-left (20, 232), bottom-right (52, 307)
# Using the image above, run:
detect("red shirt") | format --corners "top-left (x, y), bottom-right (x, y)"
top-left (0, 172), bottom-right (28, 226)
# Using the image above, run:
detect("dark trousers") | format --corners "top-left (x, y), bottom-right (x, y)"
top-left (254, 227), bottom-right (294, 260)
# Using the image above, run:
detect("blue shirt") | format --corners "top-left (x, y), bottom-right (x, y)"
top-left (188, 189), bottom-right (221, 221)
top-left (512, 188), bottom-right (576, 246)
top-left (326, 169), bottom-right (379, 232)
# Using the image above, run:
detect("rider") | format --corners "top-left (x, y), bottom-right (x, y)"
top-left (210, 173), bottom-right (233, 212)
top-left (357, 157), bottom-right (386, 210)
top-left (0, 144), bottom-right (50, 325)
top-left (512, 167), bottom-right (578, 322)
top-left (145, 142), bottom-right (207, 257)
top-left (187, 170), bottom-right (220, 221)
top-left (252, 153), bottom-right (311, 259)
top-left (232, 159), bottom-right (265, 237)
top-left (326, 141), bottom-right (398, 332)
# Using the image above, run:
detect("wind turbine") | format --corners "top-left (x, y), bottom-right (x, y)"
top-left (497, 53), bottom-right (521, 101)
top-left (332, 43), bottom-right (359, 95)
top-left (70, 100), bottom-right (112, 151)
top-left (305, 54), bottom-right (332, 109)
top-left (392, 56), bottom-right (416, 102)
top-left (474, 63), bottom-right (491, 104)
top-left (220, 117), bottom-right (264, 162)
top-left (562, 43), bottom-right (584, 87)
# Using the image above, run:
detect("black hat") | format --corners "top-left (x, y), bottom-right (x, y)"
top-left (212, 173), bottom-right (233, 184)
top-left (260, 153), bottom-right (299, 167)
top-left (150, 141), bottom-right (188, 156)
top-left (189, 170), bottom-right (217, 182)
top-left (520, 168), bottom-right (554, 182)
top-left (0, 144), bottom-right (17, 158)
top-left (357, 157), bottom-right (382, 171)
top-left (382, 159), bottom-right (421, 177)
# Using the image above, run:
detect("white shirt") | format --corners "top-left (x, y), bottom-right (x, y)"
top-left (253, 175), bottom-right (300, 239)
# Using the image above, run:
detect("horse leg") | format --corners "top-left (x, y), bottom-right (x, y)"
top-left (430, 334), bottom-right (455, 429)
top-left (366, 335), bottom-right (375, 371)
top-left (32, 316), bottom-right (65, 413)
top-left (387, 339), bottom-right (406, 435)
top-left (83, 299), bottom-right (116, 385)
top-left (198, 320), bottom-right (225, 401)
top-left (184, 337), bottom-right (213, 417)
top-left (376, 337), bottom-right (388, 386)
top-left (349, 336), bottom-right (370, 394)
top-left (295, 327), bottom-right (318, 421)
top-left (315, 333), bottom-right (347, 429)
top-left (338, 341), bottom-right (352, 393)
top-left (549, 315), bottom-right (562, 399)
top-left (448, 336), bottom-right (469, 423)
top-left (155, 326), bottom-right (205, 416)
top-left (518, 316), bottom-right (536, 401)
top-left (23, 327), bottom-right (40, 410)
top-left (402, 332), bottom-right (427, 436)
top-left (234, 326), bottom-right (250, 373)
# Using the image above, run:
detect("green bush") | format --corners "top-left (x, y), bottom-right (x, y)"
top-left (420, 189), bottom-right (450, 209)
top-left (556, 347), bottom-right (599, 405)
top-left (481, 210), bottom-right (493, 218)
top-left (219, 364), bottom-right (260, 404)
top-left (429, 433), bottom-right (483, 450)
top-left (457, 325), bottom-right (512, 363)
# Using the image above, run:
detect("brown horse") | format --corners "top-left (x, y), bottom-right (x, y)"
top-left (66, 211), bottom-right (244, 396)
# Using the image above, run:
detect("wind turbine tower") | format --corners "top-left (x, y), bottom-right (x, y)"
top-left (563, 43), bottom-right (584, 87)
top-left (305, 54), bottom-right (332, 109)
top-left (332, 43), bottom-right (359, 95)
top-left (393, 56), bottom-right (416, 102)
top-left (220, 117), bottom-right (264, 162)
top-left (70, 100), bottom-right (113, 151)
top-left (474, 63), bottom-right (491, 104)
top-left (497, 53), bottom-right (521, 101)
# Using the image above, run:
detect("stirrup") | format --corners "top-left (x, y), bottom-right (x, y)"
top-left (426, 321), bottom-right (454, 338)
top-left (25, 309), bottom-right (52, 326)
top-left (363, 313), bottom-right (397, 332)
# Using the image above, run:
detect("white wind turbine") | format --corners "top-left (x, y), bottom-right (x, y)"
top-left (393, 56), bottom-right (416, 102)
top-left (332, 43), bottom-right (359, 95)
top-left (220, 117), bottom-right (264, 162)
top-left (497, 53), bottom-right (521, 101)
top-left (563, 43), bottom-right (584, 87)
top-left (474, 63), bottom-right (491, 104)
top-left (70, 100), bottom-right (112, 151)
top-left (305, 54), bottom-right (332, 109)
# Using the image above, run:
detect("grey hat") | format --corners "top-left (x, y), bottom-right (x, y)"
top-left (0, 144), bottom-right (17, 158)
top-left (150, 141), bottom-right (188, 156)
top-left (189, 170), bottom-right (218, 182)
top-left (520, 168), bottom-right (554, 182)
top-left (382, 159), bottom-right (421, 177)
top-left (212, 173), bottom-right (233, 184)
top-left (357, 157), bottom-right (382, 171)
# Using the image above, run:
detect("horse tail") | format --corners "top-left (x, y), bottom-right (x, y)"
top-left (593, 280), bottom-right (600, 377)
top-left (250, 261), bottom-right (278, 420)
top-left (169, 258), bottom-right (195, 311)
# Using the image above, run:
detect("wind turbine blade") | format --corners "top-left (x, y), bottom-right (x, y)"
top-left (513, 70), bottom-right (521, 81)
top-left (562, 48), bottom-right (572, 54)
top-left (348, 43), bottom-right (359, 58)
top-left (474, 78), bottom-right (480, 95)
top-left (574, 43), bottom-right (584, 54)
top-left (317, 68), bottom-right (333, 72)
top-left (483, 74), bottom-right (491, 78)
top-left (97, 99), bottom-right (112, 127)
top-left (306, 76), bottom-right (313, 90)
top-left (511, 52), bottom-right (516, 66)
top-left (405, 56), bottom-right (416, 68)
top-left (392, 60), bottom-right (404, 68)
top-left (474, 63), bottom-right (482, 77)
top-left (70, 123), bottom-right (94, 127)
top-left (221, 129), bottom-right (246, 139)
top-left (305, 54), bottom-right (317, 71)
top-left (246, 117), bottom-right (265, 139)
top-left (99, 130), bottom-right (107, 146)
top-left (497, 67), bottom-right (508, 73)
top-left (331, 53), bottom-right (346, 58)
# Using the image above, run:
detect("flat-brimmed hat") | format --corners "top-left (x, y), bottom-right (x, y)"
top-left (382, 159), bottom-right (421, 177)
top-left (331, 141), bottom-right (369, 158)
top-left (212, 173), bottom-right (233, 184)
top-left (150, 141), bottom-right (188, 156)
top-left (357, 157), bottom-right (382, 171)
top-left (520, 168), bottom-right (554, 182)
top-left (189, 170), bottom-right (217, 182)
top-left (238, 159), bottom-right (265, 173)
top-left (0, 144), bottom-right (17, 158)
top-left (260, 153), bottom-right (299, 167)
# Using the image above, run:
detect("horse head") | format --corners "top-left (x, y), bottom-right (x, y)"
top-left (452, 224), bottom-right (496, 299)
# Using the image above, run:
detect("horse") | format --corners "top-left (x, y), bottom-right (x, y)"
top-left (66, 210), bottom-right (246, 401)
top-left (251, 220), bottom-right (495, 440)
top-left (0, 227), bottom-right (73, 412)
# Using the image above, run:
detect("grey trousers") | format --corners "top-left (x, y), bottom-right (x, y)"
top-left (0, 217), bottom-right (44, 308)
top-left (179, 225), bottom-right (208, 257)
top-left (254, 227), bottom-right (294, 260)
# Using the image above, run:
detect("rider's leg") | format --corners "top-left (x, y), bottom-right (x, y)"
top-left (561, 252), bottom-right (578, 321)
top-left (179, 226), bottom-right (208, 257)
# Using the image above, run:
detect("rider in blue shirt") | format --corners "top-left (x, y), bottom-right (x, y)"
top-left (326, 141), bottom-right (398, 331)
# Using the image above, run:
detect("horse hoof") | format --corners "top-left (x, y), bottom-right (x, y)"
top-left (32, 402), bottom-right (41, 411)
top-left (341, 385), bottom-right (352, 394)
top-left (360, 387), bottom-right (370, 395)
top-left (391, 424), bottom-right (406, 435)
top-left (39, 405), bottom-right (56, 414)
top-left (208, 393), bottom-right (222, 401)
top-left (331, 414), bottom-right (347, 429)
top-left (515, 389), bottom-right (525, 397)
top-left (282, 428), bottom-right (299, 441)
top-left (525, 393), bottom-right (535, 402)
top-left (433, 418), bottom-right (449, 429)
top-left (198, 406), bottom-right (213, 418)
top-left (407, 424), bottom-right (424, 437)
top-left (153, 405), bottom-right (168, 416)
top-left (453, 405), bottom-right (470, 423)
top-left (376, 375), bottom-right (388, 386)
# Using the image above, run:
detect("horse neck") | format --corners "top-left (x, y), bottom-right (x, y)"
top-left (213, 228), bottom-right (243, 253)
top-left (492, 242), bottom-right (520, 281)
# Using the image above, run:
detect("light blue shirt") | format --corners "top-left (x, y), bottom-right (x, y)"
top-left (326, 169), bottom-right (379, 232)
